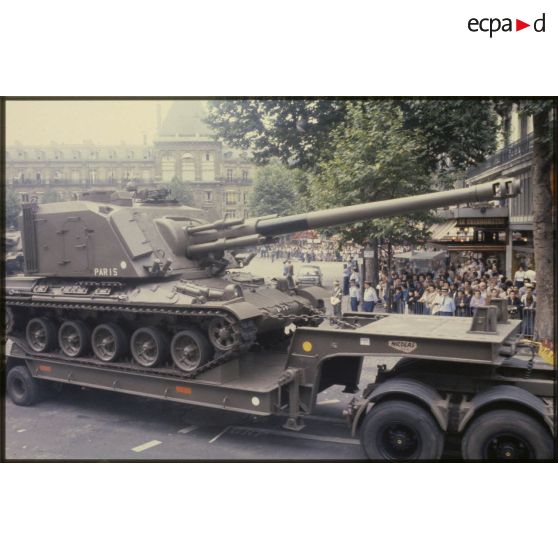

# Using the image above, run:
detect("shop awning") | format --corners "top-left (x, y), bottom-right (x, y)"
top-left (429, 220), bottom-right (458, 241)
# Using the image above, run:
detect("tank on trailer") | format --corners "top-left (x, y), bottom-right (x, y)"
top-left (5, 179), bottom-right (519, 376)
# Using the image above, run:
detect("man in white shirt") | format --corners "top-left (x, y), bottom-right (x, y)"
top-left (433, 287), bottom-right (456, 316)
top-left (349, 280), bottom-right (360, 311)
top-left (362, 281), bottom-right (379, 313)
top-left (524, 265), bottom-right (536, 283)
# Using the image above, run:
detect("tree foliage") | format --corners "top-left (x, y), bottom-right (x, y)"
top-left (207, 99), bottom-right (500, 173)
top-left (40, 189), bottom-right (63, 203)
top-left (249, 160), bottom-right (302, 217)
top-left (6, 188), bottom-right (22, 229)
top-left (308, 101), bottom-right (437, 245)
top-left (167, 176), bottom-right (195, 206)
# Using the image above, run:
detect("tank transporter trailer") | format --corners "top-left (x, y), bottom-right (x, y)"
top-left (4, 179), bottom-right (555, 460)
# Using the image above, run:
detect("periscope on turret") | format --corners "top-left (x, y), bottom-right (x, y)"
top-left (4, 179), bottom-right (519, 375)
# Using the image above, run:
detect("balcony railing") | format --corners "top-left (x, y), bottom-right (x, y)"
top-left (467, 133), bottom-right (534, 178)
top-left (8, 178), bottom-right (149, 187)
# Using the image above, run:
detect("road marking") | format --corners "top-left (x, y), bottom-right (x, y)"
top-left (17, 429), bottom-right (27, 433)
top-left (227, 426), bottom-right (360, 446)
top-left (131, 440), bottom-right (162, 453)
top-left (208, 426), bottom-right (231, 444)
top-left (317, 399), bottom-right (341, 405)
top-left (178, 426), bottom-right (199, 435)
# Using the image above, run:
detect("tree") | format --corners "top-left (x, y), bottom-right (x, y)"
top-left (206, 99), bottom-right (500, 173)
top-left (207, 99), bottom-right (348, 169)
top-left (6, 188), bottom-right (22, 229)
top-left (308, 101), bottom-right (435, 245)
top-left (167, 176), bottom-right (195, 206)
top-left (522, 101), bottom-right (555, 346)
top-left (249, 160), bottom-right (300, 217)
top-left (40, 189), bottom-right (63, 203)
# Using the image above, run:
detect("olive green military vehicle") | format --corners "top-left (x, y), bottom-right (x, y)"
top-left (4, 181), bottom-right (518, 377)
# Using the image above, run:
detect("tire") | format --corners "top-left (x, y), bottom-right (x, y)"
top-left (130, 326), bottom-right (169, 368)
top-left (461, 409), bottom-right (554, 461)
top-left (58, 320), bottom-right (92, 357)
top-left (171, 328), bottom-right (213, 372)
top-left (360, 400), bottom-right (445, 461)
top-left (92, 323), bottom-right (128, 362)
top-left (7, 365), bottom-right (45, 406)
top-left (26, 317), bottom-right (58, 353)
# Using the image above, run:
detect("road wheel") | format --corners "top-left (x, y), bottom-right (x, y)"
top-left (7, 365), bottom-right (45, 406)
top-left (92, 323), bottom-right (128, 362)
top-left (26, 317), bottom-right (58, 353)
top-left (58, 320), bottom-right (92, 357)
top-left (171, 328), bottom-right (213, 373)
top-left (461, 409), bottom-right (554, 461)
top-left (130, 327), bottom-right (169, 368)
top-left (207, 317), bottom-right (240, 351)
top-left (360, 400), bottom-right (444, 461)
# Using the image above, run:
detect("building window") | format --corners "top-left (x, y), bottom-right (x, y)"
top-left (226, 169), bottom-right (233, 182)
top-left (205, 153), bottom-right (211, 161)
top-left (241, 170), bottom-right (249, 183)
top-left (225, 190), bottom-right (239, 205)
top-left (204, 191), bottom-right (213, 202)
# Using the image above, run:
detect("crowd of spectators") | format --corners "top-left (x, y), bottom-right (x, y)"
top-left (338, 254), bottom-right (538, 336)
top-left (258, 242), bottom-right (360, 263)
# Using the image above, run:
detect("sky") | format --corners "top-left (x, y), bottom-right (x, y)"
top-left (6, 100), bottom-right (175, 145)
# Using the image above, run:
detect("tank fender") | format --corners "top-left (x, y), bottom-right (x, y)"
top-left (458, 385), bottom-right (554, 435)
top-left (221, 301), bottom-right (263, 321)
top-left (351, 378), bottom-right (448, 437)
top-left (294, 286), bottom-right (329, 306)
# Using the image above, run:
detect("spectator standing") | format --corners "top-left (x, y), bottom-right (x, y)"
top-left (330, 280), bottom-right (343, 320)
top-left (342, 264), bottom-right (350, 296)
top-left (362, 281), bottom-right (379, 313)
top-left (433, 287), bottom-right (456, 316)
top-left (470, 289), bottom-right (486, 311)
top-left (349, 280), bottom-right (360, 311)
top-left (524, 265), bottom-right (536, 284)
top-left (513, 265), bottom-right (526, 288)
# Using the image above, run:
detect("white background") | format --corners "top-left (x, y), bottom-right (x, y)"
top-left (1, 1), bottom-right (556, 557)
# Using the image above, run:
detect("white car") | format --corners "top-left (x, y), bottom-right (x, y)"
top-left (296, 265), bottom-right (323, 287)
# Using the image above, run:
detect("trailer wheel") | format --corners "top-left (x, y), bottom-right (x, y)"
top-left (131, 327), bottom-right (169, 368)
top-left (171, 328), bottom-right (213, 372)
top-left (461, 409), bottom-right (554, 461)
top-left (92, 323), bottom-right (128, 362)
top-left (26, 317), bottom-right (58, 353)
top-left (7, 365), bottom-right (45, 406)
top-left (360, 400), bottom-right (444, 461)
top-left (58, 320), bottom-right (92, 357)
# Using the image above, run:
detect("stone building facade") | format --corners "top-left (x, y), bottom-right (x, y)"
top-left (5, 101), bottom-right (255, 220)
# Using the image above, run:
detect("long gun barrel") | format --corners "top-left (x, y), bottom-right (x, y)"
top-left (186, 179), bottom-right (519, 256)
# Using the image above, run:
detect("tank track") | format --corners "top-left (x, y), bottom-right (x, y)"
top-left (8, 335), bottom-right (240, 380)
top-left (6, 299), bottom-right (258, 375)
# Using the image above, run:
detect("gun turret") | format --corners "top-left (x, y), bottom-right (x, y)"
top-left (185, 179), bottom-right (520, 256)
top-left (18, 178), bottom-right (518, 280)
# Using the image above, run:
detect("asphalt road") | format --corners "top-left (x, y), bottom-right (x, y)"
top-left (5, 357), bottom-right (402, 461)
top-left (243, 256), bottom-right (346, 289)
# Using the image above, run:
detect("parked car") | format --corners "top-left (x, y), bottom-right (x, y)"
top-left (296, 264), bottom-right (323, 287)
